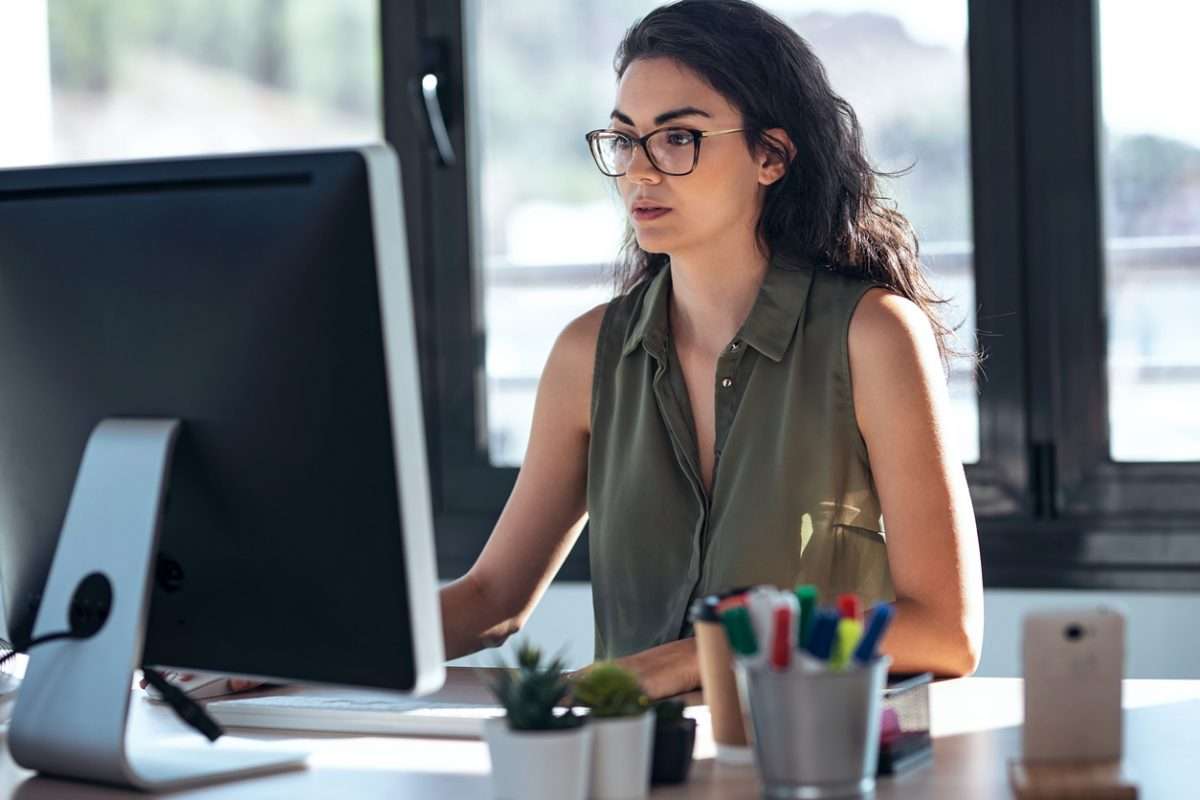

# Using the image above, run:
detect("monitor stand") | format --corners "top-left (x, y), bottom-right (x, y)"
top-left (8, 419), bottom-right (306, 791)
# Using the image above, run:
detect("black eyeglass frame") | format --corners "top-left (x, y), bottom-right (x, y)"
top-left (584, 126), bottom-right (746, 177)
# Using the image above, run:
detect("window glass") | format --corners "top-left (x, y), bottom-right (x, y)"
top-left (1, 0), bottom-right (379, 169)
top-left (1099, 0), bottom-right (1200, 461)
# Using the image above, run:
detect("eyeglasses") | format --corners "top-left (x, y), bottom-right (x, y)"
top-left (584, 126), bottom-right (745, 177)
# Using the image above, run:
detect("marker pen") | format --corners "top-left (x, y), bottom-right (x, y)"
top-left (837, 593), bottom-right (862, 622)
top-left (769, 593), bottom-right (798, 671)
top-left (852, 603), bottom-right (895, 665)
top-left (830, 618), bottom-right (863, 670)
top-left (719, 605), bottom-right (759, 660)
top-left (805, 608), bottom-right (840, 661)
top-left (744, 586), bottom-right (778, 665)
top-left (793, 584), bottom-right (818, 652)
top-left (716, 594), bottom-right (748, 615)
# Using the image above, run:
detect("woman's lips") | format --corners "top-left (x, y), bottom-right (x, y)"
top-left (632, 207), bottom-right (671, 221)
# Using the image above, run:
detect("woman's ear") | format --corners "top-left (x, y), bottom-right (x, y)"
top-left (757, 128), bottom-right (796, 186)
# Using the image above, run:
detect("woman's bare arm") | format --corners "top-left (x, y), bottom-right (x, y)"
top-left (848, 288), bottom-right (985, 676)
top-left (440, 304), bottom-right (606, 661)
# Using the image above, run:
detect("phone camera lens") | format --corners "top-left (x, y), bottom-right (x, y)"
top-left (1064, 624), bottom-right (1084, 641)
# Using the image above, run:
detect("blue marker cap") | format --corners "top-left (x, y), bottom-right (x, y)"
top-left (805, 608), bottom-right (840, 661)
top-left (852, 603), bottom-right (895, 665)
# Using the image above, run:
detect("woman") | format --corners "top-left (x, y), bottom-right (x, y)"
top-left (440, 0), bottom-right (984, 700)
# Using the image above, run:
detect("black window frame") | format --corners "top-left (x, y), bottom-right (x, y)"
top-left (383, 0), bottom-right (1200, 588)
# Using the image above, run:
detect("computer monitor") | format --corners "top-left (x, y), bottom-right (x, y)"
top-left (0, 145), bottom-right (444, 788)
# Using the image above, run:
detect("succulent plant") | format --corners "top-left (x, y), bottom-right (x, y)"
top-left (487, 641), bottom-right (584, 731)
top-left (571, 661), bottom-right (648, 718)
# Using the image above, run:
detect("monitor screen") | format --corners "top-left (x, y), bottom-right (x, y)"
top-left (0, 147), bottom-right (442, 692)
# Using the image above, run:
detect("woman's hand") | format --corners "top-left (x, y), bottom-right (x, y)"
top-left (137, 671), bottom-right (262, 695)
top-left (576, 638), bottom-right (700, 702)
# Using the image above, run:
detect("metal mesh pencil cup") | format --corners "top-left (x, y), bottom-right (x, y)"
top-left (735, 656), bottom-right (891, 799)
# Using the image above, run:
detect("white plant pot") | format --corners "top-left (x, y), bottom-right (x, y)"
top-left (589, 712), bottom-right (655, 799)
top-left (483, 716), bottom-right (592, 800)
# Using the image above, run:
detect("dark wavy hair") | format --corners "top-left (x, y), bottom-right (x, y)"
top-left (610, 0), bottom-right (976, 373)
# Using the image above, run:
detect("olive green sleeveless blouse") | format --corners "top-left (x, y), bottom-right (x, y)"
top-left (587, 258), bottom-right (895, 660)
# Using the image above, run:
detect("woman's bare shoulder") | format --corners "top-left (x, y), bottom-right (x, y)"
top-left (539, 303), bottom-right (610, 431)
top-left (556, 302), bottom-right (609, 359)
top-left (548, 302), bottom-right (609, 384)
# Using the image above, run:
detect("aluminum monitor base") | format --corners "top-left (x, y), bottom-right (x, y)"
top-left (7, 420), bottom-right (306, 791)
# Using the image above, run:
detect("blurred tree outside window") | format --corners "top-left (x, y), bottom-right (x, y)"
top-left (2, 0), bottom-right (380, 169)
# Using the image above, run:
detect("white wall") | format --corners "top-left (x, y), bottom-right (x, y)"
top-left (448, 583), bottom-right (1200, 678)
top-left (978, 589), bottom-right (1200, 678)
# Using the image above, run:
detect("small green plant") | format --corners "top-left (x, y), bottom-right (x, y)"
top-left (571, 661), bottom-right (648, 718)
top-left (653, 699), bottom-right (686, 725)
top-left (487, 641), bottom-right (584, 731)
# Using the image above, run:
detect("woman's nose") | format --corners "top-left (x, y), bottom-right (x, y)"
top-left (624, 143), bottom-right (660, 184)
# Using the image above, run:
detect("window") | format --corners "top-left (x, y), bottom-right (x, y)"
top-left (2, 0), bottom-right (380, 169)
top-left (416, 0), bottom-right (1200, 584)
top-left (1098, 0), bottom-right (1200, 462)
top-left (13, 0), bottom-right (1192, 586)
top-left (468, 0), bottom-right (656, 467)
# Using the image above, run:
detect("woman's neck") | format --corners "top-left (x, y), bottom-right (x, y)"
top-left (667, 240), bottom-right (770, 359)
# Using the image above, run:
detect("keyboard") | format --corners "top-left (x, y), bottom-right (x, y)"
top-left (205, 688), bottom-right (505, 738)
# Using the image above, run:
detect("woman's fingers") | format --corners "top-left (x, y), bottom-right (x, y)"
top-left (138, 671), bottom-right (260, 694)
top-left (139, 670), bottom-right (191, 690)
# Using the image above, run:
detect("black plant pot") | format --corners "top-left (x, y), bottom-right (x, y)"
top-left (650, 717), bottom-right (697, 785)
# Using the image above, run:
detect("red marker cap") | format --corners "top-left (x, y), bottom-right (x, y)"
top-left (716, 594), bottom-right (748, 615)
top-left (837, 593), bottom-right (862, 621)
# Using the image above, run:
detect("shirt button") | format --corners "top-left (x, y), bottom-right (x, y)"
top-left (721, 378), bottom-right (733, 388)
top-left (730, 341), bottom-right (740, 352)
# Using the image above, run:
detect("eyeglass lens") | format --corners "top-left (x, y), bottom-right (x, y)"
top-left (594, 129), bottom-right (696, 175)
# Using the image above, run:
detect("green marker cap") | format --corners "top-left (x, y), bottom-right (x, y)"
top-left (794, 584), bottom-right (818, 650)
top-left (718, 605), bottom-right (759, 657)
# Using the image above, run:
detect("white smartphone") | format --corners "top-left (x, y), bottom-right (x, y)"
top-left (1022, 608), bottom-right (1125, 763)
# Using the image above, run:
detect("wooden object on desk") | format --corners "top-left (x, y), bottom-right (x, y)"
top-left (1009, 759), bottom-right (1138, 799)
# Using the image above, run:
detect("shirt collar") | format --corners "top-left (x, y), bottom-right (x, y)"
top-left (621, 265), bottom-right (672, 359)
top-left (621, 257), bottom-right (816, 363)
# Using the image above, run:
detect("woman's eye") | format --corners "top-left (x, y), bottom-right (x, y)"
top-left (666, 131), bottom-right (694, 146)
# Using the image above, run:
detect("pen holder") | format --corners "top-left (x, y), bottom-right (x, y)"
top-left (735, 656), bottom-right (890, 799)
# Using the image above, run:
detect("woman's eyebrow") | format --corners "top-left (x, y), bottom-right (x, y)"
top-left (609, 106), bottom-right (713, 127)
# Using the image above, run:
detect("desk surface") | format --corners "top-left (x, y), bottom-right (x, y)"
top-left (3, 669), bottom-right (1199, 798)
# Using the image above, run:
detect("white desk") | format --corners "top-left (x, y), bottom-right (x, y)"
top-left (3, 669), bottom-right (1199, 798)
